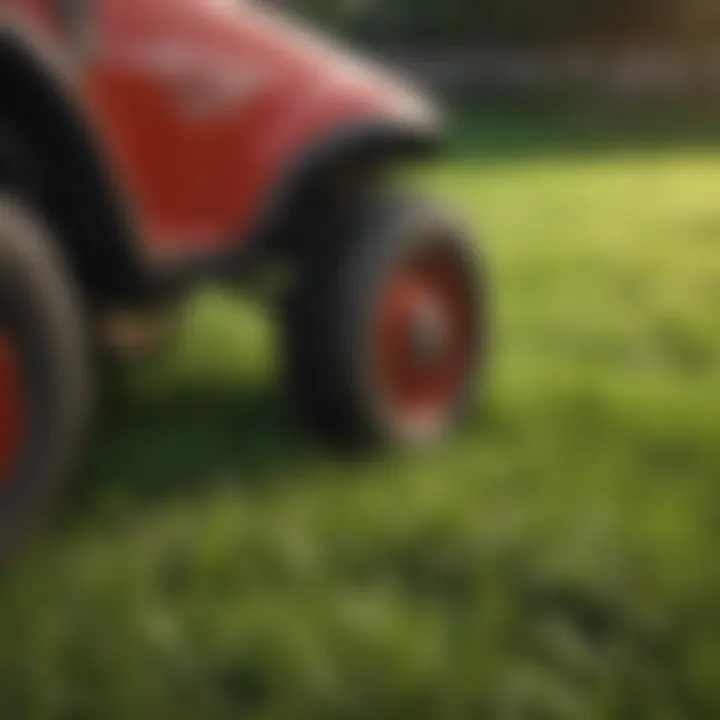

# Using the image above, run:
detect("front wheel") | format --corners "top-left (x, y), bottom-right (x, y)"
top-left (283, 195), bottom-right (486, 450)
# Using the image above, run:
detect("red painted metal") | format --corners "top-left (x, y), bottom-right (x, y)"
top-left (375, 246), bottom-right (474, 427)
top-left (2, 0), bottom-right (436, 260)
top-left (0, 335), bottom-right (25, 482)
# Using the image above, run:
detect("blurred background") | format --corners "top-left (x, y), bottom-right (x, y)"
top-left (3, 1), bottom-right (720, 718)
top-left (297, 0), bottom-right (720, 104)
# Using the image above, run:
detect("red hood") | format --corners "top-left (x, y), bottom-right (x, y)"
top-left (1, 0), bottom-right (443, 255)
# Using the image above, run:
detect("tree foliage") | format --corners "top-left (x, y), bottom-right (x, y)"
top-left (293, 0), bottom-right (720, 47)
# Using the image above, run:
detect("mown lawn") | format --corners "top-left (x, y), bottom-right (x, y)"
top-left (3, 108), bottom-right (720, 718)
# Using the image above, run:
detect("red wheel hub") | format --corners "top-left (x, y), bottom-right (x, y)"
top-left (0, 334), bottom-right (26, 485)
top-left (375, 245), bottom-right (475, 429)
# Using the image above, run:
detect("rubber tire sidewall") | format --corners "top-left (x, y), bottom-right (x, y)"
top-left (0, 194), bottom-right (91, 559)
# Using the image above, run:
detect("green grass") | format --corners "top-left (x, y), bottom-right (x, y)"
top-left (4, 109), bottom-right (720, 718)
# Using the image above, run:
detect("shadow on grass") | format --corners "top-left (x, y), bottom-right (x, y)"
top-left (69, 376), bottom-right (316, 518)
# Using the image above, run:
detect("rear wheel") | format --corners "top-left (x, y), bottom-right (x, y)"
top-left (0, 194), bottom-right (91, 557)
top-left (283, 195), bottom-right (485, 450)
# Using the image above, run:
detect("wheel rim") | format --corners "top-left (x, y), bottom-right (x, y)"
top-left (374, 243), bottom-right (476, 431)
top-left (0, 332), bottom-right (26, 487)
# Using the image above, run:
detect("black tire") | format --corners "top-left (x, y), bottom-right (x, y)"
top-left (0, 194), bottom-right (91, 559)
top-left (282, 194), bottom-right (485, 450)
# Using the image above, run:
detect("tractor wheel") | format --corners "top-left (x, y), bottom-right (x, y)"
top-left (0, 194), bottom-right (91, 558)
top-left (283, 194), bottom-right (486, 450)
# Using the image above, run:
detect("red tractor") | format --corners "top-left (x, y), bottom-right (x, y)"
top-left (0, 0), bottom-right (485, 552)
